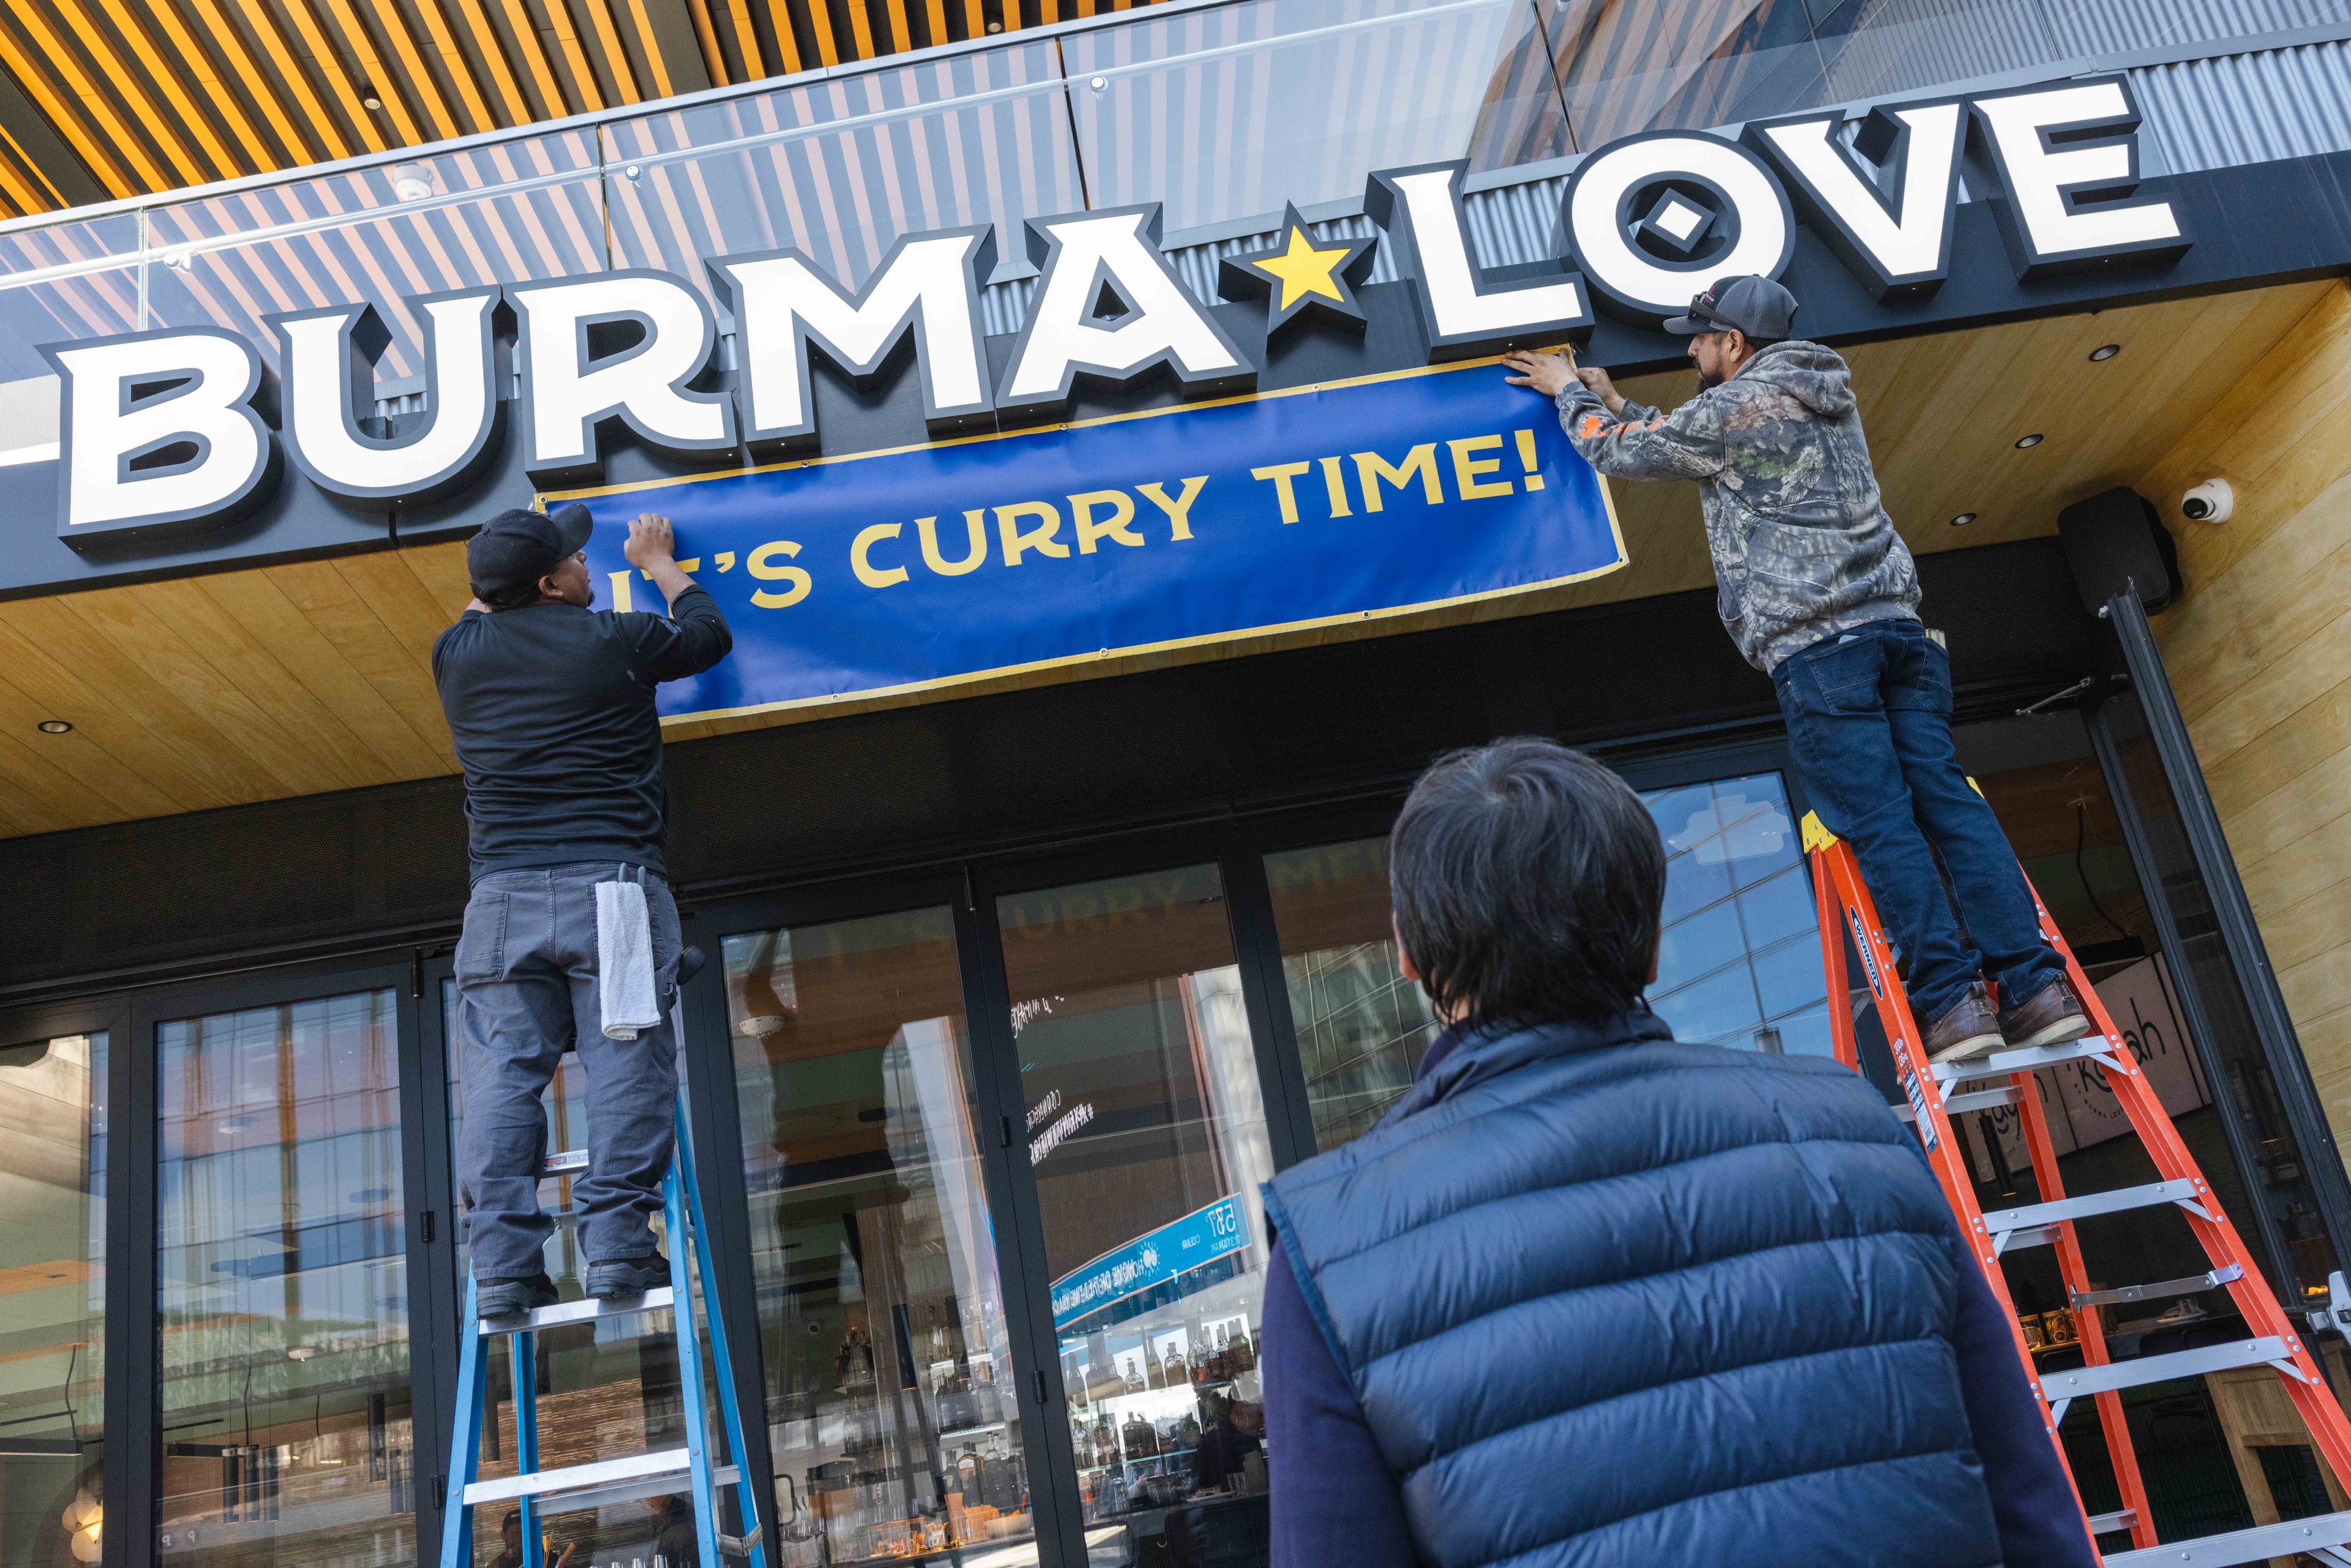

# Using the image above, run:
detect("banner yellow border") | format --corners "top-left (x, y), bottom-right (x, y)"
top-left (541, 351), bottom-right (1625, 726)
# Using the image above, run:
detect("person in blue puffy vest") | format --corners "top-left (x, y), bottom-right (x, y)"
top-left (1256, 737), bottom-right (2099, 1568)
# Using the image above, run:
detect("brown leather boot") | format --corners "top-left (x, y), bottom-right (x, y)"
top-left (1923, 982), bottom-right (2003, 1066)
top-left (1998, 977), bottom-right (2092, 1051)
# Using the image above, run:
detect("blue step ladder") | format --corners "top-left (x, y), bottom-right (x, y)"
top-left (437, 1095), bottom-right (770, 1568)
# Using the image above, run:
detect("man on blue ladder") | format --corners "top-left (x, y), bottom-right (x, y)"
top-left (435, 504), bottom-right (733, 1319)
top-left (1505, 274), bottom-right (2090, 1065)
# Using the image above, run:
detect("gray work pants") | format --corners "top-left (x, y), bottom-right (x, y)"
top-left (456, 861), bottom-right (683, 1282)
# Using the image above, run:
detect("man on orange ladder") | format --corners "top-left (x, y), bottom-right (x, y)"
top-left (1505, 275), bottom-right (2090, 1068)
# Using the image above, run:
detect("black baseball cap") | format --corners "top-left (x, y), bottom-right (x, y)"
top-left (467, 503), bottom-right (594, 599)
top-left (1662, 274), bottom-right (1799, 340)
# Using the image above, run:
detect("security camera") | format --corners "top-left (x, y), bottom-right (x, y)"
top-left (2181, 478), bottom-right (2233, 523)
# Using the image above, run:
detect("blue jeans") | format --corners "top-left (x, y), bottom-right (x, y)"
top-left (456, 861), bottom-right (683, 1282)
top-left (1773, 620), bottom-right (2066, 1026)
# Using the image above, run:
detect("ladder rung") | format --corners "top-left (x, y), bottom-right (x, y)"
top-left (1892, 1083), bottom-right (2022, 1123)
top-left (479, 1286), bottom-right (674, 1336)
top-left (1932, 1033), bottom-right (2125, 1085)
top-left (544, 1150), bottom-right (589, 1176)
top-left (2087, 1508), bottom-right (2137, 1536)
top-left (1983, 1179), bottom-right (2208, 1253)
top-left (539, 1462), bottom-right (740, 1517)
top-left (719, 1526), bottom-right (762, 1558)
top-left (2102, 1507), bottom-right (2351, 1567)
top-left (465, 1447), bottom-right (690, 1507)
top-left (2072, 1264), bottom-right (2242, 1310)
top-left (2042, 1337), bottom-right (2298, 1411)
top-left (463, 1449), bottom-right (741, 1512)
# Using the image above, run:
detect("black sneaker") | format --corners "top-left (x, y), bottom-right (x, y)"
top-left (476, 1272), bottom-right (558, 1321)
top-left (586, 1253), bottom-right (669, 1300)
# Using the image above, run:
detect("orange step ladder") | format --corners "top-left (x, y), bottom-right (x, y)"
top-left (1804, 809), bottom-right (2351, 1567)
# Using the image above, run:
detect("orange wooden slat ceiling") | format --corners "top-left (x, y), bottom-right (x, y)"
top-left (0, 0), bottom-right (1171, 222)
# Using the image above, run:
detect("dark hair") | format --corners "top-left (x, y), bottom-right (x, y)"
top-left (474, 578), bottom-right (544, 611)
top-left (1389, 737), bottom-right (1666, 1029)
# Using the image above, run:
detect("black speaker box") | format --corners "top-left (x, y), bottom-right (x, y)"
top-left (2056, 486), bottom-right (2180, 617)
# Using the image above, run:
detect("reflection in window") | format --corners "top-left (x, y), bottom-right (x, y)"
top-left (1267, 771), bottom-right (1828, 1148)
top-left (727, 909), bottom-right (1035, 1568)
top-left (998, 866), bottom-right (1272, 1564)
top-left (1543, 0), bottom-right (2066, 148)
top-left (441, 983), bottom-right (690, 1568)
top-left (1265, 839), bottom-right (1439, 1151)
top-left (0, 1032), bottom-right (106, 1568)
top-left (1065, 0), bottom-right (1569, 230)
top-left (1645, 773), bottom-right (1829, 1055)
top-left (157, 993), bottom-right (411, 1568)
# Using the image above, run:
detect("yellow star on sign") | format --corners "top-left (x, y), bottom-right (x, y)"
top-left (1217, 203), bottom-right (1377, 340)
top-left (1253, 227), bottom-right (1355, 310)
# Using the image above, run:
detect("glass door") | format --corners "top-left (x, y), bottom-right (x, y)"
top-left (717, 897), bottom-right (1043, 1568)
top-left (0, 1010), bottom-right (111, 1568)
top-left (2091, 590), bottom-right (2351, 1305)
top-left (148, 978), bottom-right (419, 1568)
top-left (987, 862), bottom-right (1276, 1568)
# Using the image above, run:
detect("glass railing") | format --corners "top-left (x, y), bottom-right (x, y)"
top-left (0, 0), bottom-right (2329, 400)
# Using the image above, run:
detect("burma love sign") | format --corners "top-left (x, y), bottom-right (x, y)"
top-left (43, 74), bottom-right (2188, 551)
top-left (26, 74), bottom-right (2193, 717)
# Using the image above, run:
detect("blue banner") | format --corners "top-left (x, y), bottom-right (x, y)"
top-left (553, 358), bottom-right (1622, 721)
top-left (1050, 1195), bottom-right (1248, 1331)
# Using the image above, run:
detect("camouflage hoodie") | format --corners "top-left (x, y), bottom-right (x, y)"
top-left (1555, 340), bottom-right (1920, 673)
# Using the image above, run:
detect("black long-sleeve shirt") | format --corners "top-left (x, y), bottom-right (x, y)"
top-left (432, 585), bottom-right (732, 880)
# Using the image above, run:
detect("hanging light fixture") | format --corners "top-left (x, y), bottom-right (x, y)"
top-left (61, 1488), bottom-right (101, 1564)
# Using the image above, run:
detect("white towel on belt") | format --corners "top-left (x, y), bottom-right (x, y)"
top-left (596, 879), bottom-right (660, 1040)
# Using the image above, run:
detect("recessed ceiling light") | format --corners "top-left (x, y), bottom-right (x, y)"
top-left (2089, 343), bottom-right (2121, 361)
top-left (1949, 512), bottom-right (1978, 527)
top-left (36, 719), bottom-right (70, 734)
top-left (2014, 433), bottom-right (2044, 449)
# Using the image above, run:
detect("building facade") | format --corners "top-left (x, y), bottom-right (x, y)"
top-left (8, 2), bottom-right (2351, 1567)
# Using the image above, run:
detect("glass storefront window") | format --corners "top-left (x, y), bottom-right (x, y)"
top-left (1266, 770), bottom-right (1829, 1149)
top-left (1264, 839), bottom-right (1439, 1151)
top-left (0, 1031), bottom-right (107, 1568)
top-left (997, 866), bottom-right (1273, 1564)
top-left (726, 908), bottom-right (1035, 1568)
top-left (441, 983), bottom-right (697, 1568)
top-left (156, 991), bottom-right (413, 1568)
top-left (1646, 772), bottom-right (1830, 1057)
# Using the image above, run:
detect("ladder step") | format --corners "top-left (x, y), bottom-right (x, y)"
top-left (2101, 1507), bottom-right (2351, 1567)
top-left (1983, 1179), bottom-right (2208, 1253)
top-left (2042, 1337), bottom-right (2299, 1411)
top-left (479, 1286), bottom-right (674, 1336)
top-left (2072, 1264), bottom-right (2242, 1310)
top-left (2087, 1509), bottom-right (2137, 1536)
top-left (544, 1149), bottom-right (588, 1176)
top-left (463, 1449), bottom-right (741, 1512)
top-left (1893, 1083), bottom-right (2022, 1123)
top-left (1932, 1033), bottom-right (2125, 1085)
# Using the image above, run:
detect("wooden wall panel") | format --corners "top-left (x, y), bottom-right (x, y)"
top-left (2137, 280), bottom-right (2351, 1160)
